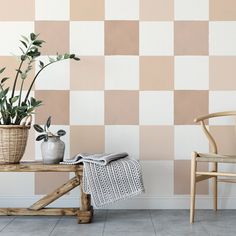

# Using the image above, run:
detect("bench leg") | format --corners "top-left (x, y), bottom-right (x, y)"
top-left (78, 174), bottom-right (93, 224)
top-left (29, 177), bottom-right (80, 211)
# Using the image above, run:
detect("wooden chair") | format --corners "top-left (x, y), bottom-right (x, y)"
top-left (190, 111), bottom-right (236, 223)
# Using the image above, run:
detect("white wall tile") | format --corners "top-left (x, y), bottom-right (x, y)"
top-left (0, 22), bottom-right (34, 55)
top-left (140, 91), bottom-right (174, 125)
top-left (209, 91), bottom-right (236, 125)
top-left (105, 56), bottom-right (139, 90)
top-left (105, 125), bottom-right (139, 160)
top-left (105, 0), bottom-right (139, 20)
top-left (140, 22), bottom-right (173, 56)
top-left (174, 125), bottom-right (209, 159)
top-left (175, 56), bottom-right (209, 90)
top-left (210, 22), bottom-right (236, 55)
top-left (70, 21), bottom-right (104, 56)
top-left (174, 0), bottom-right (209, 20)
top-left (35, 56), bottom-right (70, 90)
top-left (141, 161), bottom-right (173, 196)
top-left (70, 91), bottom-right (104, 125)
top-left (35, 0), bottom-right (69, 20)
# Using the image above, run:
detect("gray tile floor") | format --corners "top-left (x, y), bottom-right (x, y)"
top-left (0, 210), bottom-right (235, 236)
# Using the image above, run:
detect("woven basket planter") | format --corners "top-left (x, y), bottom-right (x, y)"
top-left (0, 116), bottom-right (31, 164)
top-left (0, 125), bottom-right (30, 164)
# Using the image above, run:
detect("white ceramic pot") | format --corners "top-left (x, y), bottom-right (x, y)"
top-left (41, 136), bottom-right (65, 164)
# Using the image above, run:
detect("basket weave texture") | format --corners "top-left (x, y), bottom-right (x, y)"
top-left (0, 125), bottom-right (30, 164)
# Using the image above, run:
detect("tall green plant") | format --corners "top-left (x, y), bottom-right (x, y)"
top-left (0, 33), bottom-right (79, 125)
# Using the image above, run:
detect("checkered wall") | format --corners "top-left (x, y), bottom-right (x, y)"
top-left (1, 0), bottom-right (236, 207)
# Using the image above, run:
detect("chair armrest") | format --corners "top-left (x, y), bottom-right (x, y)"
top-left (194, 111), bottom-right (236, 123)
top-left (194, 111), bottom-right (236, 154)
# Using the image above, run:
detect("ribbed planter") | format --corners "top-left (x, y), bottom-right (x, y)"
top-left (41, 136), bottom-right (65, 164)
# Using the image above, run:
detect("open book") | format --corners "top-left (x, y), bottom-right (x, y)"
top-left (60, 152), bottom-right (128, 166)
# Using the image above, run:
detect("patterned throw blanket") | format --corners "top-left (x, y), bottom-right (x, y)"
top-left (61, 153), bottom-right (145, 208)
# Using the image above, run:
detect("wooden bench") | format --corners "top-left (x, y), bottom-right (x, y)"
top-left (0, 161), bottom-right (93, 223)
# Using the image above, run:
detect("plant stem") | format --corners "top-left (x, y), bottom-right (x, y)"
top-left (11, 41), bottom-right (32, 99)
top-left (18, 59), bottom-right (33, 107)
top-left (14, 78), bottom-right (26, 124)
top-left (18, 78), bottom-right (24, 106)
top-left (11, 59), bottom-right (23, 99)
top-left (24, 59), bottom-right (66, 103)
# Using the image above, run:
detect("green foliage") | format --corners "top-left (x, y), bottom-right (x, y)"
top-left (57, 129), bottom-right (66, 136)
top-left (46, 116), bottom-right (51, 128)
top-left (0, 67), bottom-right (6, 74)
top-left (34, 116), bottom-right (66, 142)
top-left (33, 124), bottom-right (44, 133)
top-left (0, 33), bottom-right (80, 125)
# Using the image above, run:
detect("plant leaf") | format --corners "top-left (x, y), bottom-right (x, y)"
top-left (30, 33), bottom-right (36, 41)
top-left (36, 134), bottom-right (46, 141)
top-left (33, 124), bottom-right (44, 133)
top-left (0, 87), bottom-right (9, 98)
top-left (57, 129), bottom-right (66, 136)
top-left (0, 67), bottom-right (6, 74)
top-left (21, 101), bottom-right (27, 107)
top-left (33, 40), bottom-right (45, 46)
top-left (20, 40), bottom-right (27, 49)
top-left (21, 35), bottom-right (29, 43)
top-left (64, 53), bottom-right (70, 59)
top-left (39, 60), bottom-right (44, 68)
top-left (20, 73), bottom-right (27, 80)
top-left (27, 49), bottom-right (40, 58)
top-left (30, 97), bottom-right (36, 106)
top-left (10, 96), bottom-right (19, 104)
top-left (73, 57), bottom-right (80, 61)
top-left (27, 107), bottom-right (35, 113)
top-left (16, 69), bottom-right (22, 74)
top-left (19, 47), bottom-right (25, 54)
top-left (46, 116), bottom-right (51, 128)
top-left (21, 55), bottom-right (27, 61)
top-left (34, 100), bottom-right (42, 107)
top-left (1, 77), bottom-right (9, 84)
top-left (48, 57), bottom-right (55, 63)
top-left (57, 54), bottom-right (63, 60)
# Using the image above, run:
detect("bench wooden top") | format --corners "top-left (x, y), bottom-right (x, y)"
top-left (0, 161), bottom-right (83, 172)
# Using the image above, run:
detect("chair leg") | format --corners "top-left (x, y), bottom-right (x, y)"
top-left (212, 162), bottom-right (218, 211)
top-left (190, 152), bottom-right (197, 223)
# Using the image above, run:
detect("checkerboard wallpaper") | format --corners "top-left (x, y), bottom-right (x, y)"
top-left (1, 0), bottom-right (236, 207)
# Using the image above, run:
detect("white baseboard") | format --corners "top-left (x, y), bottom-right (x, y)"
top-left (1, 196), bottom-right (236, 209)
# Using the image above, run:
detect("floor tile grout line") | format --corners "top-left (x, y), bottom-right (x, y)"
top-left (0, 216), bottom-right (16, 232)
top-left (102, 210), bottom-right (108, 236)
top-left (199, 220), bottom-right (212, 236)
top-left (149, 209), bottom-right (158, 236)
top-left (48, 216), bottom-right (63, 236)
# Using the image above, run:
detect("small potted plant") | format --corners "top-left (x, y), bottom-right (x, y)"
top-left (0, 33), bottom-right (79, 164)
top-left (34, 116), bottom-right (66, 164)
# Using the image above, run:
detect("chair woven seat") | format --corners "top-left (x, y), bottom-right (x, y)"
top-left (197, 153), bottom-right (236, 163)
